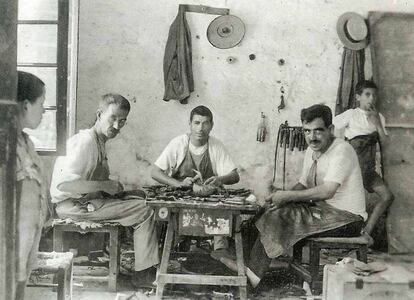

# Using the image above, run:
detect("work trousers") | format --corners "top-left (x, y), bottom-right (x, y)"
top-left (56, 198), bottom-right (160, 271)
top-left (248, 219), bottom-right (364, 278)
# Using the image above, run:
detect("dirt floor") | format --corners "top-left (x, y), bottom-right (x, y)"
top-left (29, 228), bottom-right (414, 300)
top-left (27, 249), bottom-right (414, 300)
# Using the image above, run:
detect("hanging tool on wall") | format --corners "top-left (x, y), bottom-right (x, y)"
top-left (272, 122), bottom-right (307, 189)
top-left (207, 14), bottom-right (245, 49)
top-left (278, 86), bottom-right (286, 112)
top-left (290, 128), bottom-right (296, 151)
top-left (256, 112), bottom-right (267, 142)
top-left (273, 121), bottom-right (288, 188)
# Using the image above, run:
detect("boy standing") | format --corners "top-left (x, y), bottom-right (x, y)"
top-left (333, 80), bottom-right (394, 237)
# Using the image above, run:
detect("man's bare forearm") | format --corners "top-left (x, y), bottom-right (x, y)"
top-left (276, 182), bottom-right (340, 204)
top-left (151, 166), bottom-right (182, 188)
top-left (376, 124), bottom-right (388, 142)
top-left (218, 169), bottom-right (240, 185)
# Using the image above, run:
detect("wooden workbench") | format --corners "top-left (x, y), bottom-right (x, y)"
top-left (146, 199), bottom-right (258, 299)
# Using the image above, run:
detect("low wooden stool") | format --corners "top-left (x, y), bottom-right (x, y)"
top-left (52, 220), bottom-right (120, 292)
top-left (29, 252), bottom-right (74, 300)
top-left (291, 236), bottom-right (369, 293)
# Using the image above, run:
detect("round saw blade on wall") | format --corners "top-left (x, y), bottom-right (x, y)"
top-left (207, 15), bottom-right (245, 49)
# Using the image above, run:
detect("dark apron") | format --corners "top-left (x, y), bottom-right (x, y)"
top-left (348, 132), bottom-right (380, 192)
top-left (348, 132), bottom-right (379, 176)
top-left (72, 130), bottom-right (111, 211)
top-left (173, 137), bottom-right (215, 182)
top-left (256, 201), bottom-right (363, 258)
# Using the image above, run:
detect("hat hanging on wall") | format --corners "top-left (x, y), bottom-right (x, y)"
top-left (207, 15), bottom-right (245, 49)
top-left (336, 12), bottom-right (369, 50)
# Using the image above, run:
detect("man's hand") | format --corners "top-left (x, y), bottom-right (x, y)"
top-left (204, 176), bottom-right (222, 187)
top-left (366, 106), bottom-right (381, 128)
top-left (180, 177), bottom-right (194, 187)
top-left (103, 180), bottom-right (123, 195)
top-left (264, 191), bottom-right (288, 209)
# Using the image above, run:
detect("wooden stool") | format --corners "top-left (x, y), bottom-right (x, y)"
top-left (291, 236), bottom-right (369, 293)
top-left (52, 221), bottom-right (120, 292)
top-left (29, 252), bottom-right (74, 300)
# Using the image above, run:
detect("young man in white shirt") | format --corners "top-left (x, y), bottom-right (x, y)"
top-left (151, 105), bottom-right (239, 257)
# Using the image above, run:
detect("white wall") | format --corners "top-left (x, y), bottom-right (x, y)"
top-left (76, 0), bottom-right (413, 197)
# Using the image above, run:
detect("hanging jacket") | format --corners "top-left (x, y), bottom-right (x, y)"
top-left (163, 7), bottom-right (194, 104)
top-left (335, 48), bottom-right (365, 115)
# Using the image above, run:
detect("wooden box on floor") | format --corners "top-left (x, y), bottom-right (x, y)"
top-left (29, 252), bottom-right (74, 300)
top-left (322, 263), bottom-right (414, 300)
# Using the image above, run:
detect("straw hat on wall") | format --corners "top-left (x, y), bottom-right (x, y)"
top-left (337, 12), bottom-right (369, 50)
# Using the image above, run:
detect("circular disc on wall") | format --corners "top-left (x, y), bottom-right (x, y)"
top-left (207, 15), bottom-right (245, 49)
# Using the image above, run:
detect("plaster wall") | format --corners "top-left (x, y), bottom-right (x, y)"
top-left (76, 0), bottom-right (412, 198)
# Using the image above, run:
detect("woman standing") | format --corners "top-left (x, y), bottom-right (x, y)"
top-left (15, 71), bottom-right (49, 300)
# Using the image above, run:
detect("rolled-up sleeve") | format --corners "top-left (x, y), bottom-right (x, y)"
top-left (333, 110), bottom-right (352, 130)
top-left (154, 140), bottom-right (175, 172)
top-left (210, 139), bottom-right (237, 177)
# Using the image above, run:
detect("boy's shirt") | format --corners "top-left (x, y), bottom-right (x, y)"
top-left (333, 108), bottom-right (388, 140)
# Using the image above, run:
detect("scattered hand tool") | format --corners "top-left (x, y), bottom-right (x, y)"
top-left (256, 112), bottom-right (267, 142)
top-left (280, 127), bottom-right (285, 148)
top-left (278, 86), bottom-right (286, 112)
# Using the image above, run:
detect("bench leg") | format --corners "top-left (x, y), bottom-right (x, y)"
top-left (309, 241), bottom-right (320, 292)
top-left (156, 216), bottom-right (174, 299)
top-left (108, 227), bottom-right (119, 292)
top-left (53, 227), bottom-right (64, 252)
top-left (67, 262), bottom-right (73, 300)
top-left (293, 240), bottom-right (305, 263)
top-left (57, 267), bottom-right (66, 300)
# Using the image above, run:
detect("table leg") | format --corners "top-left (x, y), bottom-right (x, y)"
top-left (156, 215), bottom-right (174, 299)
top-left (235, 216), bottom-right (247, 300)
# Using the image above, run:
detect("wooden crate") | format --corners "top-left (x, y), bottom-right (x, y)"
top-left (322, 263), bottom-right (414, 300)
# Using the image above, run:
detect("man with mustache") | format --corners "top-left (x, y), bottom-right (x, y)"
top-left (220, 104), bottom-right (367, 288)
top-left (50, 94), bottom-right (159, 288)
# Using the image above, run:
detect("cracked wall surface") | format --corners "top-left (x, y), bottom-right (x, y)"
top-left (75, 0), bottom-right (413, 199)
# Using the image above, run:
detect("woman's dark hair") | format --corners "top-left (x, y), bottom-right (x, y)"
top-left (190, 105), bottom-right (213, 122)
top-left (17, 71), bottom-right (45, 104)
top-left (301, 104), bottom-right (332, 127)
